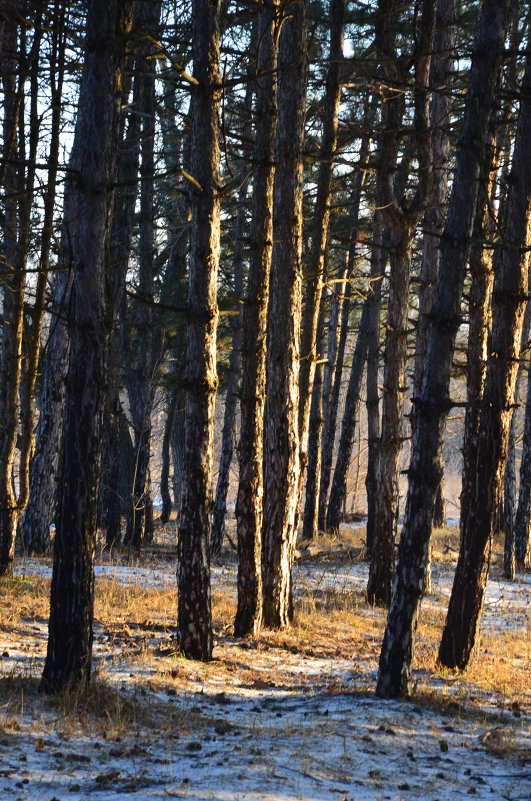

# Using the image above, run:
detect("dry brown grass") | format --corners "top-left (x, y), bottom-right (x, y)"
top-left (1, 531), bottom-right (529, 720)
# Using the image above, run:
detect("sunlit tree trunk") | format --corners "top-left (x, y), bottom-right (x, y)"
top-left (176, 0), bottom-right (221, 660)
top-left (376, 0), bottom-right (511, 698)
top-left (261, 0), bottom-right (308, 629)
top-left (234, 1), bottom-right (279, 637)
top-left (41, 0), bottom-right (134, 694)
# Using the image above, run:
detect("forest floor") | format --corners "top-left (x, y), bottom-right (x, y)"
top-left (0, 522), bottom-right (529, 801)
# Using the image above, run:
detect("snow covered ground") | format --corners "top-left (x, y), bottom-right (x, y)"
top-left (1, 545), bottom-right (529, 801)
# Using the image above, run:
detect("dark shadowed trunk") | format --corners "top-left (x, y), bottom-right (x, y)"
top-left (176, 0), bottom-right (221, 660)
top-left (41, 0), bottom-right (133, 694)
top-left (376, 0), bottom-right (510, 698)
top-left (412, 0), bottom-right (456, 532)
top-left (438, 44), bottom-right (531, 669)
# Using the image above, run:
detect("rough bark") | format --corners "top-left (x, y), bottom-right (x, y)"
top-left (176, 0), bottom-right (221, 661)
top-left (261, 0), bottom-right (308, 629)
top-left (367, 0), bottom-right (435, 607)
top-left (234, 0), bottom-right (279, 637)
top-left (41, 0), bottom-right (133, 694)
top-left (438, 43), bottom-right (531, 669)
top-left (376, 0), bottom-right (511, 698)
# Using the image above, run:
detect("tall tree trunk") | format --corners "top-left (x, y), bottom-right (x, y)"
top-left (123, 0), bottom-right (163, 551)
top-left (296, 0), bottom-right (346, 522)
top-left (0, 12), bottom-right (43, 574)
top-left (41, 0), bottom-right (133, 694)
top-left (326, 295), bottom-right (372, 535)
top-left (502, 298), bottom-right (531, 578)
top-left (99, 31), bottom-right (142, 547)
top-left (302, 298), bottom-right (326, 541)
top-left (22, 7), bottom-right (73, 555)
top-left (211, 81), bottom-right (252, 557)
top-left (367, 0), bottom-right (435, 607)
top-left (438, 46), bottom-right (531, 669)
top-left (365, 213), bottom-right (385, 557)
top-left (376, 0), bottom-right (511, 698)
top-left (412, 0), bottom-right (456, 532)
top-left (234, 0), bottom-right (279, 637)
top-left (261, 0), bottom-right (309, 629)
top-left (318, 104), bottom-right (375, 531)
top-left (176, 0), bottom-right (221, 660)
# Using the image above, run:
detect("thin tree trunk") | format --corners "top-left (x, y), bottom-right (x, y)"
top-left (367, 0), bottom-right (435, 607)
top-left (376, 0), bottom-right (511, 698)
top-left (365, 213), bottom-right (385, 557)
top-left (296, 0), bottom-right (346, 521)
top-left (438, 43), bottom-right (531, 669)
top-left (176, 0), bottom-right (221, 660)
top-left (124, 0), bottom-right (163, 551)
top-left (318, 106), bottom-right (375, 531)
top-left (234, 0), bottom-right (279, 637)
top-left (412, 0), bottom-right (456, 532)
top-left (326, 297), bottom-right (372, 535)
top-left (302, 298), bottom-right (326, 541)
top-left (261, 0), bottom-right (309, 629)
top-left (515, 345), bottom-right (531, 570)
top-left (41, 0), bottom-right (133, 694)
top-left (211, 81), bottom-right (252, 557)
top-left (0, 13), bottom-right (43, 574)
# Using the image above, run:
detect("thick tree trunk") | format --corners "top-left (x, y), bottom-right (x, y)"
top-left (41, 0), bottom-right (133, 694)
top-left (438, 47), bottom-right (531, 669)
top-left (376, 0), bottom-right (511, 698)
top-left (176, 0), bottom-right (221, 660)
top-left (235, 0), bottom-right (279, 636)
top-left (261, 0), bottom-right (308, 629)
